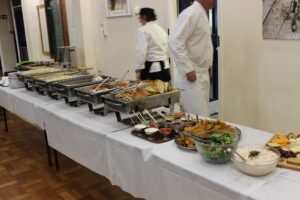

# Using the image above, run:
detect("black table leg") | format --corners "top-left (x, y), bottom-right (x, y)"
top-left (53, 149), bottom-right (59, 171)
top-left (2, 107), bottom-right (8, 132)
top-left (43, 130), bottom-right (52, 167)
top-left (88, 104), bottom-right (93, 112)
top-left (115, 112), bottom-right (122, 122)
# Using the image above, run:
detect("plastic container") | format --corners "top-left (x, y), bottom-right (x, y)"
top-left (8, 72), bottom-right (24, 89)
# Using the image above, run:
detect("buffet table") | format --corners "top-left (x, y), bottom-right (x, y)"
top-left (1, 86), bottom-right (300, 200)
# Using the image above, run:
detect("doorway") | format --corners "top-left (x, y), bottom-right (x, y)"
top-left (178, 0), bottom-right (219, 116)
top-left (10, 0), bottom-right (28, 62)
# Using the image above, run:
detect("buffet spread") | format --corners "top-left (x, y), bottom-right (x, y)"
top-left (3, 64), bottom-right (300, 178)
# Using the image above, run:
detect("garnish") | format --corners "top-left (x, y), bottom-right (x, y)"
top-left (249, 150), bottom-right (260, 159)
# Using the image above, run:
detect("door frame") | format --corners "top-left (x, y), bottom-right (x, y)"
top-left (9, 0), bottom-right (21, 62)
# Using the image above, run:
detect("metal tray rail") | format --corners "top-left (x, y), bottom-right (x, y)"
top-left (103, 90), bottom-right (181, 120)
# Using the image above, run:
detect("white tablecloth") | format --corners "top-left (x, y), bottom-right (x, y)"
top-left (9, 88), bottom-right (60, 129)
top-left (1, 86), bottom-right (300, 200)
top-left (41, 102), bottom-right (130, 178)
top-left (149, 125), bottom-right (287, 200)
top-left (0, 86), bottom-right (19, 112)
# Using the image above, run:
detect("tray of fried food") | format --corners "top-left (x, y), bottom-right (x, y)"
top-left (182, 119), bottom-right (241, 146)
top-left (113, 80), bottom-right (175, 102)
top-left (175, 134), bottom-right (197, 150)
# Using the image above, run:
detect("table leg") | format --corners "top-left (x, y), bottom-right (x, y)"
top-left (43, 130), bottom-right (53, 167)
top-left (115, 112), bottom-right (122, 122)
top-left (88, 104), bottom-right (94, 112)
top-left (2, 107), bottom-right (8, 132)
top-left (53, 149), bottom-right (60, 171)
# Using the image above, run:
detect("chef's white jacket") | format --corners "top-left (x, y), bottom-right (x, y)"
top-left (169, 1), bottom-right (213, 116)
top-left (136, 21), bottom-right (170, 73)
top-left (169, 1), bottom-right (213, 74)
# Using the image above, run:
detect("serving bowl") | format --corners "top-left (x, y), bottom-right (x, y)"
top-left (145, 128), bottom-right (159, 136)
top-left (233, 145), bottom-right (280, 176)
top-left (134, 124), bottom-right (147, 131)
top-left (194, 131), bottom-right (239, 164)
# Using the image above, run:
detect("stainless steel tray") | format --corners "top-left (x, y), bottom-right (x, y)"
top-left (21, 70), bottom-right (65, 91)
top-left (35, 73), bottom-right (90, 94)
top-left (75, 81), bottom-right (137, 105)
top-left (103, 89), bottom-right (181, 114)
top-left (51, 75), bottom-right (97, 98)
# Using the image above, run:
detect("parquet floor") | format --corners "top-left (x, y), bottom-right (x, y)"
top-left (0, 112), bottom-right (144, 200)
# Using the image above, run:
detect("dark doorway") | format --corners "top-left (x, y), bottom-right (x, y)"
top-left (178, 0), bottom-right (219, 102)
top-left (44, 0), bottom-right (70, 59)
top-left (11, 0), bottom-right (28, 61)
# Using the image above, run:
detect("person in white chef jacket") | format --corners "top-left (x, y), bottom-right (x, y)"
top-left (136, 8), bottom-right (171, 82)
top-left (169, 0), bottom-right (215, 116)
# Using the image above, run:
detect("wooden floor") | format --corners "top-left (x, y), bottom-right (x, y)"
top-left (0, 112), bottom-right (144, 200)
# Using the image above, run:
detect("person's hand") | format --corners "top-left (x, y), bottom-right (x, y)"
top-left (136, 72), bottom-right (141, 80)
top-left (186, 70), bottom-right (197, 83)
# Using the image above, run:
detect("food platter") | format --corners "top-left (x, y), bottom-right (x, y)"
top-left (34, 72), bottom-right (90, 97)
top-left (76, 81), bottom-right (135, 107)
top-left (103, 80), bottom-right (180, 116)
top-left (175, 120), bottom-right (242, 152)
top-left (266, 133), bottom-right (300, 171)
top-left (175, 135), bottom-right (197, 151)
top-left (132, 129), bottom-right (177, 144)
top-left (52, 75), bottom-right (113, 106)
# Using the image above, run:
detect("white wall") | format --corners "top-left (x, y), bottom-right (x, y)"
top-left (22, 0), bottom-right (51, 61)
top-left (79, 0), bottom-right (172, 79)
top-left (219, 0), bottom-right (300, 132)
top-left (0, 0), bottom-right (17, 73)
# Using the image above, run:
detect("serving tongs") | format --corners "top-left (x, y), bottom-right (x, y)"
top-left (92, 77), bottom-right (110, 93)
top-left (182, 132), bottom-right (210, 143)
top-left (110, 82), bottom-right (149, 95)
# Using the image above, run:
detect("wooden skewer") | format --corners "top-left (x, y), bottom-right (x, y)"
top-left (127, 112), bottom-right (136, 126)
top-left (132, 111), bottom-right (145, 124)
top-left (145, 109), bottom-right (157, 124)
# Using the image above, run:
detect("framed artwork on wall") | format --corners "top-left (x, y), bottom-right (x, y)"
top-left (105, 0), bottom-right (132, 17)
top-left (263, 0), bottom-right (300, 40)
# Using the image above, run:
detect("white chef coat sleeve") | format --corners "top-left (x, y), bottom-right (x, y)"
top-left (136, 29), bottom-right (148, 71)
top-left (169, 13), bottom-right (196, 74)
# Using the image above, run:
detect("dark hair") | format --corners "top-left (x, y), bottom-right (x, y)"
top-left (139, 8), bottom-right (157, 21)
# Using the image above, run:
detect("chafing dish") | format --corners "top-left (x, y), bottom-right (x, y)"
top-left (102, 89), bottom-right (181, 121)
top-left (34, 72), bottom-right (89, 97)
top-left (76, 81), bottom-right (137, 113)
top-left (17, 68), bottom-right (65, 91)
top-left (52, 75), bottom-right (113, 106)
top-left (17, 67), bottom-right (63, 81)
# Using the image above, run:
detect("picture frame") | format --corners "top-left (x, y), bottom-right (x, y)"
top-left (37, 5), bottom-right (50, 55)
top-left (105, 0), bottom-right (132, 18)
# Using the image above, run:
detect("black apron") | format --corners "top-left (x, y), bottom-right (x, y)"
top-left (140, 61), bottom-right (171, 82)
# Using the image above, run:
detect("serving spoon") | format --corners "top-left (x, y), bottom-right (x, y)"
top-left (234, 151), bottom-right (246, 162)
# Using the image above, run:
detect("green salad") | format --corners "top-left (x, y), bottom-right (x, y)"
top-left (198, 133), bottom-right (237, 164)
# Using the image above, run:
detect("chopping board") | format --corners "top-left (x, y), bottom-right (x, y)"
top-left (266, 134), bottom-right (300, 171)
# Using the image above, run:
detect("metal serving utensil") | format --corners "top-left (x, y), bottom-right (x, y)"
top-left (120, 70), bottom-right (130, 82)
top-left (92, 77), bottom-right (110, 93)
top-left (234, 151), bottom-right (246, 162)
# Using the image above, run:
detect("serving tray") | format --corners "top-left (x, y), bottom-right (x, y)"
top-left (132, 129), bottom-right (177, 144)
top-left (266, 134), bottom-right (300, 171)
